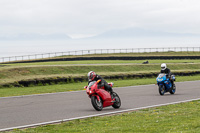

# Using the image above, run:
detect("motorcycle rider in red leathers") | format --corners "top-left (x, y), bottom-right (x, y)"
top-left (87, 71), bottom-right (113, 94)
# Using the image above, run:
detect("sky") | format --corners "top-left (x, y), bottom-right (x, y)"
top-left (0, 0), bottom-right (200, 58)
top-left (0, 0), bottom-right (200, 39)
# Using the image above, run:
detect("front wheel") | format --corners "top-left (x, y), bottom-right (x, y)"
top-left (91, 95), bottom-right (103, 111)
top-left (112, 92), bottom-right (121, 109)
top-left (170, 84), bottom-right (176, 94)
top-left (159, 85), bottom-right (165, 95)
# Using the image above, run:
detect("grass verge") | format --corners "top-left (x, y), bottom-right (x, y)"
top-left (0, 75), bottom-right (200, 97)
top-left (0, 62), bottom-right (200, 85)
top-left (8, 100), bottom-right (200, 133)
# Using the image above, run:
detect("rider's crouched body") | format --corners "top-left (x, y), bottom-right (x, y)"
top-left (87, 71), bottom-right (113, 94)
top-left (160, 63), bottom-right (174, 87)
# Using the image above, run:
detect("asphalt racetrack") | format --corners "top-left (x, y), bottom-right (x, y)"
top-left (0, 81), bottom-right (200, 131)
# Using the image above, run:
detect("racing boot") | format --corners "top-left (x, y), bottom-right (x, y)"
top-left (169, 80), bottom-right (174, 91)
top-left (110, 88), bottom-right (114, 99)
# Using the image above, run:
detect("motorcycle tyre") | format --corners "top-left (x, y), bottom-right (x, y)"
top-left (112, 92), bottom-right (121, 109)
top-left (170, 84), bottom-right (176, 94)
top-left (159, 85), bottom-right (165, 95)
top-left (91, 95), bottom-right (103, 111)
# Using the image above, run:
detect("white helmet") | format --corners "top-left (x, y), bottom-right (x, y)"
top-left (161, 63), bottom-right (167, 70)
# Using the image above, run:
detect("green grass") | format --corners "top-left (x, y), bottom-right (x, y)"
top-left (0, 75), bottom-right (200, 97)
top-left (0, 62), bottom-right (200, 84)
top-left (9, 100), bottom-right (200, 133)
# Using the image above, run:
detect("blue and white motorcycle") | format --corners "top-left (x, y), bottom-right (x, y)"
top-left (156, 73), bottom-right (176, 95)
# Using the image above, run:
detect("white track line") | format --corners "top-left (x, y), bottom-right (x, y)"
top-left (1, 80), bottom-right (200, 99)
top-left (0, 97), bottom-right (200, 132)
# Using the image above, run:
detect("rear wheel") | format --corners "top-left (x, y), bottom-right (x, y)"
top-left (159, 85), bottom-right (165, 95)
top-left (112, 92), bottom-right (121, 109)
top-left (91, 95), bottom-right (103, 111)
top-left (170, 84), bottom-right (176, 94)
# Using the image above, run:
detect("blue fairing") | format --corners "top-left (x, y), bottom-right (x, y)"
top-left (156, 74), bottom-right (172, 92)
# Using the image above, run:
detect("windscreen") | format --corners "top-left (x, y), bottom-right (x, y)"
top-left (88, 81), bottom-right (96, 88)
top-left (158, 73), bottom-right (166, 78)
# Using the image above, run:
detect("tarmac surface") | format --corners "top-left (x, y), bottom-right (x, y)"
top-left (0, 80), bottom-right (200, 131)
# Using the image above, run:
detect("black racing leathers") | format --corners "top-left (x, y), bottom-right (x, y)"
top-left (88, 75), bottom-right (113, 93)
top-left (160, 68), bottom-right (171, 78)
top-left (160, 68), bottom-right (174, 86)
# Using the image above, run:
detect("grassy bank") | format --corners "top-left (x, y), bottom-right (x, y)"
top-left (0, 61), bottom-right (200, 85)
top-left (8, 99), bottom-right (200, 133)
top-left (0, 75), bottom-right (200, 97)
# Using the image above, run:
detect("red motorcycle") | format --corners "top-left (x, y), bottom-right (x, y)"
top-left (84, 80), bottom-right (121, 111)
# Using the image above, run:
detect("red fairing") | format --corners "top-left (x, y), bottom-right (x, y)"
top-left (86, 80), bottom-right (113, 108)
top-left (97, 89), bottom-right (113, 107)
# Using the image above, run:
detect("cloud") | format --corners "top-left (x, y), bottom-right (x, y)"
top-left (0, 0), bottom-right (200, 38)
